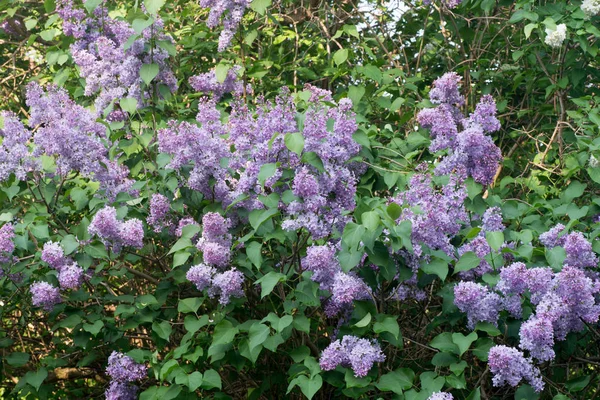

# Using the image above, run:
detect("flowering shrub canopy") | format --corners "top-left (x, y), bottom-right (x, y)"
top-left (1, 0), bottom-right (600, 399)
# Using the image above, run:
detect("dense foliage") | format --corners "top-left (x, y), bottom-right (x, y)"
top-left (1, 0), bottom-right (600, 399)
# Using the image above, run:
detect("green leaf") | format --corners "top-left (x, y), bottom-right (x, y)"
top-left (144, 0), bottom-right (166, 15)
top-left (354, 313), bottom-right (371, 328)
top-left (348, 85), bottom-right (365, 106)
top-left (454, 251), bottom-right (481, 274)
top-left (362, 211), bottom-right (380, 231)
top-left (140, 63), bottom-right (159, 85)
top-left (333, 48), bottom-right (349, 66)
top-left (83, 0), bottom-right (103, 13)
top-left (452, 332), bottom-right (478, 356)
top-left (61, 235), bottom-right (79, 255)
top-left (120, 97), bottom-right (138, 114)
top-left (295, 375), bottom-right (322, 399)
top-left (24, 368), bottom-right (47, 391)
top-left (83, 320), bottom-right (104, 336)
top-left (475, 322), bottom-right (501, 336)
top-left (258, 163), bottom-right (277, 185)
top-left (255, 271), bottom-right (285, 298)
top-left (374, 316), bottom-right (400, 340)
top-left (168, 238), bottom-right (192, 254)
top-left (565, 375), bottom-right (591, 392)
top-left (248, 208), bottom-right (278, 230)
top-left (178, 297), bottom-right (203, 314)
top-left (152, 321), bottom-right (172, 341)
top-left (248, 323), bottom-right (270, 351)
top-left (430, 332), bottom-right (459, 354)
top-left (215, 63), bottom-right (230, 83)
top-left (284, 132), bottom-right (305, 156)
top-left (376, 368), bottom-right (414, 394)
top-left (212, 320), bottom-right (238, 345)
top-left (201, 369), bottom-right (222, 390)
top-left (524, 23), bottom-right (538, 39)
top-left (6, 352), bottom-right (30, 366)
top-left (184, 315), bottom-right (209, 333)
top-left (485, 231), bottom-right (504, 251)
top-left (546, 246), bottom-right (566, 271)
top-left (421, 258), bottom-right (449, 281)
top-left (302, 152), bottom-right (325, 173)
top-left (250, 0), bottom-right (272, 15)
top-left (246, 241), bottom-right (263, 269)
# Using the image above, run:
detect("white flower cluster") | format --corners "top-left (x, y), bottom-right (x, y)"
top-left (582, 0), bottom-right (600, 18)
top-left (544, 24), bottom-right (567, 48)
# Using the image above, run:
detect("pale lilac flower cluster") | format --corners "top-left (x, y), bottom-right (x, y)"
top-left (418, 73), bottom-right (502, 185)
top-left (392, 169), bottom-right (467, 258)
top-left (30, 281), bottom-right (62, 311)
top-left (41, 241), bottom-right (85, 290)
top-left (457, 207), bottom-right (504, 280)
top-left (105, 351), bottom-right (146, 400)
top-left (186, 263), bottom-right (244, 305)
top-left (89, 206), bottom-right (144, 252)
top-left (453, 281), bottom-right (502, 328)
top-left (57, 0), bottom-right (177, 117)
top-left (487, 345), bottom-right (544, 392)
top-left (159, 86), bottom-right (361, 239)
top-left (196, 212), bottom-right (232, 267)
top-left (21, 83), bottom-right (134, 199)
top-left (319, 335), bottom-right (385, 377)
top-left (428, 393), bottom-right (454, 400)
top-left (0, 17), bottom-right (26, 38)
top-left (0, 112), bottom-right (37, 182)
top-left (302, 244), bottom-right (371, 316)
top-left (423, 0), bottom-right (462, 10)
top-left (540, 225), bottom-right (598, 270)
top-left (147, 194), bottom-right (172, 232)
top-left (200, 0), bottom-right (251, 51)
top-left (189, 66), bottom-right (245, 99)
top-left (0, 223), bottom-right (15, 264)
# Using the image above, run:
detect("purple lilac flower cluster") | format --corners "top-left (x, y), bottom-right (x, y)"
top-left (199, 0), bottom-right (251, 51)
top-left (319, 335), bottom-right (385, 377)
top-left (159, 85), bottom-right (361, 239)
top-left (41, 241), bottom-right (85, 290)
top-left (30, 282), bottom-right (62, 311)
top-left (186, 263), bottom-right (244, 305)
top-left (56, 0), bottom-right (177, 118)
top-left (392, 168), bottom-right (468, 258)
top-left (175, 217), bottom-right (198, 237)
top-left (453, 281), bottom-right (502, 328)
top-left (487, 345), bottom-right (544, 392)
top-left (0, 223), bottom-right (15, 264)
top-left (302, 244), bottom-right (371, 316)
top-left (457, 206), bottom-right (505, 280)
top-left (196, 212), bottom-right (232, 267)
top-left (105, 351), bottom-right (147, 400)
top-left (88, 206), bottom-right (144, 252)
top-left (417, 72), bottom-right (502, 185)
top-left (18, 83), bottom-right (133, 199)
top-left (428, 393), bottom-right (454, 400)
top-left (0, 112), bottom-right (37, 182)
top-left (147, 194), bottom-right (173, 232)
top-left (189, 66), bottom-right (246, 99)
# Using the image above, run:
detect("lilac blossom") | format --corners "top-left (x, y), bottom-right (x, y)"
top-left (482, 206), bottom-right (503, 232)
top-left (209, 268), bottom-right (245, 305)
top-left (57, 0), bottom-right (177, 115)
top-left (147, 194), bottom-right (172, 232)
top-left (539, 224), bottom-right (566, 249)
top-left (392, 170), bottom-right (467, 258)
top-left (428, 393), bottom-right (454, 400)
top-left (487, 345), bottom-right (544, 392)
top-left (106, 352), bottom-right (147, 383)
top-left (519, 317), bottom-right (555, 362)
top-left (200, 0), bottom-right (251, 51)
top-left (196, 213), bottom-right (232, 268)
top-left (457, 236), bottom-right (493, 280)
top-left (0, 112), bottom-right (36, 182)
top-left (563, 232), bottom-right (598, 269)
top-left (0, 223), bottom-right (15, 264)
top-left (105, 381), bottom-right (138, 400)
top-left (417, 73), bottom-right (502, 185)
top-left (41, 241), bottom-right (67, 270)
top-left (30, 282), bottom-right (62, 311)
top-left (326, 272), bottom-right (371, 316)
top-left (58, 263), bottom-right (84, 290)
top-left (189, 66), bottom-right (245, 99)
top-left (319, 336), bottom-right (385, 378)
top-left (453, 281), bottom-right (502, 328)
top-left (302, 244), bottom-right (341, 290)
top-left (89, 206), bottom-right (145, 251)
top-left (186, 263), bottom-right (216, 291)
